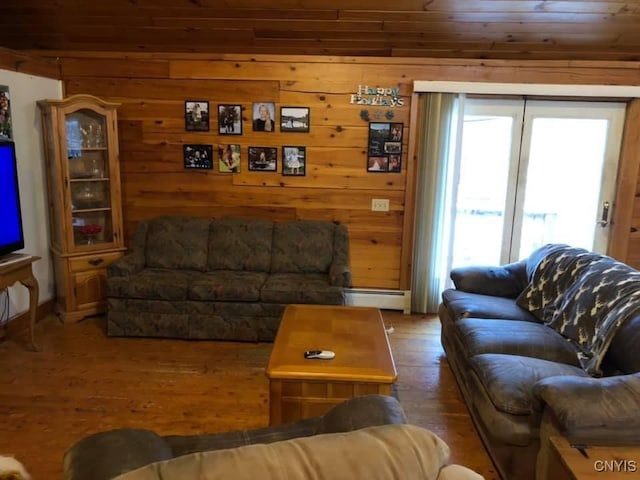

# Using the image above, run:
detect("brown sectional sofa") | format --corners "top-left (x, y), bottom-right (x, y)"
top-left (439, 244), bottom-right (640, 480)
top-left (106, 216), bottom-right (351, 341)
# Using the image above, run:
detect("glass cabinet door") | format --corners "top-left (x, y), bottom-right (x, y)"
top-left (65, 109), bottom-right (114, 249)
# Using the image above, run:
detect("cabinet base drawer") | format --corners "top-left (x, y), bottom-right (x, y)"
top-left (69, 252), bottom-right (122, 273)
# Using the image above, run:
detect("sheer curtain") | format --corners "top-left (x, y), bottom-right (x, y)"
top-left (411, 93), bottom-right (462, 313)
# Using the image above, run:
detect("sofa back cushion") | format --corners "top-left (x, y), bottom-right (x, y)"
top-left (144, 216), bottom-right (210, 271)
top-left (113, 424), bottom-right (453, 480)
top-left (270, 220), bottom-right (336, 273)
top-left (208, 217), bottom-right (274, 272)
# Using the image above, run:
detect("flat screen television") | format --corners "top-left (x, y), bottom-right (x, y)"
top-left (0, 140), bottom-right (25, 259)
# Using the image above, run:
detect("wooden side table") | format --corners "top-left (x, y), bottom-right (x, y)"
top-left (0, 254), bottom-right (41, 351)
top-left (548, 436), bottom-right (640, 479)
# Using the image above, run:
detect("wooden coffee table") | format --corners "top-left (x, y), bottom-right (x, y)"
top-left (266, 304), bottom-right (397, 425)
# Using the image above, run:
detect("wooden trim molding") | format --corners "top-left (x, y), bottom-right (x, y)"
top-left (0, 298), bottom-right (55, 342)
top-left (609, 99), bottom-right (640, 262)
top-left (0, 47), bottom-right (61, 80)
top-left (413, 81), bottom-right (640, 97)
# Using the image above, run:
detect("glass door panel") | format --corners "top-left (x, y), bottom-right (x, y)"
top-left (448, 99), bottom-right (625, 276)
top-left (450, 100), bottom-right (524, 268)
top-left (65, 108), bottom-right (113, 249)
top-left (514, 101), bottom-right (626, 259)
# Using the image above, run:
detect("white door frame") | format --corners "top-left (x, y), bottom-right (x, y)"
top-left (414, 81), bottom-right (640, 98)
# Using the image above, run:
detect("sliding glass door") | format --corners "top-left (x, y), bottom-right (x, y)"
top-left (449, 99), bottom-right (626, 270)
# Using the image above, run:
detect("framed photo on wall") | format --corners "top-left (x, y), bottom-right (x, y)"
top-left (252, 102), bottom-right (276, 132)
top-left (185, 100), bottom-right (210, 132)
top-left (248, 146), bottom-right (277, 171)
top-left (218, 104), bottom-right (242, 135)
top-left (0, 86), bottom-right (12, 140)
top-left (280, 107), bottom-right (310, 132)
top-left (218, 144), bottom-right (241, 173)
top-left (282, 146), bottom-right (306, 176)
top-left (184, 144), bottom-right (213, 169)
top-left (367, 122), bottom-right (403, 173)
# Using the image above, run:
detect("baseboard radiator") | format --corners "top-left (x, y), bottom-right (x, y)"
top-left (344, 288), bottom-right (411, 314)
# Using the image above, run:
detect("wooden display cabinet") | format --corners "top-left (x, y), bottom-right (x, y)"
top-left (38, 95), bottom-right (125, 323)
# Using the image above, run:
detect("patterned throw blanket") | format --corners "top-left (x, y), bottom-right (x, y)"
top-left (516, 245), bottom-right (640, 376)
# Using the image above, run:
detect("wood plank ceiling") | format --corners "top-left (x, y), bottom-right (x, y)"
top-left (0, 1), bottom-right (639, 61)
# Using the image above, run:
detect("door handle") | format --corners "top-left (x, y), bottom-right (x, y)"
top-left (599, 201), bottom-right (610, 227)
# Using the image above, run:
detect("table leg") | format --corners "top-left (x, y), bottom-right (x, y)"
top-left (20, 273), bottom-right (40, 352)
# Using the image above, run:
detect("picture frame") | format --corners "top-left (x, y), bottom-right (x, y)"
top-left (183, 144), bottom-right (213, 169)
top-left (185, 100), bottom-right (210, 132)
top-left (282, 146), bottom-right (306, 176)
top-left (0, 86), bottom-right (12, 140)
top-left (217, 104), bottom-right (242, 135)
top-left (367, 122), bottom-right (403, 173)
top-left (252, 102), bottom-right (276, 132)
top-left (218, 144), bottom-right (241, 173)
top-left (280, 107), bottom-right (310, 133)
top-left (248, 146), bottom-right (277, 172)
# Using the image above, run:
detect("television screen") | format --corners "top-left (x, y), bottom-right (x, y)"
top-left (0, 140), bottom-right (24, 258)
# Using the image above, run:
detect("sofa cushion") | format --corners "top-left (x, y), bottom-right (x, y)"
top-left (208, 217), bottom-right (274, 272)
top-left (470, 353), bottom-right (589, 415)
top-left (455, 318), bottom-right (580, 366)
top-left (108, 269), bottom-right (199, 301)
top-left (113, 424), bottom-right (453, 480)
top-left (442, 289), bottom-right (539, 323)
top-left (607, 314), bottom-right (640, 374)
top-left (260, 273), bottom-right (345, 304)
top-left (188, 271), bottom-right (268, 302)
top-left (145, 216), bottom-right (210, 271)
top-left (271, 220), bottom-right (336, 274)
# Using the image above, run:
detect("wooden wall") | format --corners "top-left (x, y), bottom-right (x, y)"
top-left (0, 46), bottom-right (59, 78)
top-left (52, 53), bottom-right (640, 290)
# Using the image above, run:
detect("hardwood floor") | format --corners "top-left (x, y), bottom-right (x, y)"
top-left (0, 311), bottom-right (498, 479)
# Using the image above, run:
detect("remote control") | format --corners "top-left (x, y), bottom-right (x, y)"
top-left (303, 350), bottom-right (335, 360)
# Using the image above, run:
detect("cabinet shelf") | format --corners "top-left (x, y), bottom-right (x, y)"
top-left (69, 177), bottom-right (110, 182)
top-left (72, 207), bottom-right (112, 213)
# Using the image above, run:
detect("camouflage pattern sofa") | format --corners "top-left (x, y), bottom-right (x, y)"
top-left (106, 216), bottom-right (351, 341)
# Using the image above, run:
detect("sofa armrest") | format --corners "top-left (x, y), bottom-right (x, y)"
top-left (315, 394), bottom-right (407, 433)
top-left (329, 262), bottom-right (352, 287)
top-left (535, 373), bottom-right (640, 444)
top-left (63, 429), bottom-right (173, 480)
top-left (165, 395), bottom-right (405, 457)
top-left (167, 395), bottom-right (405, 458)
top-left (108, 252), bottom-right (145, 276)
top-left (450, 260), bottom-right (527, 298)
top-left (439, 464), bottom-right (485, 480)
top-left (108, 219), bottom-right (149, 277)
